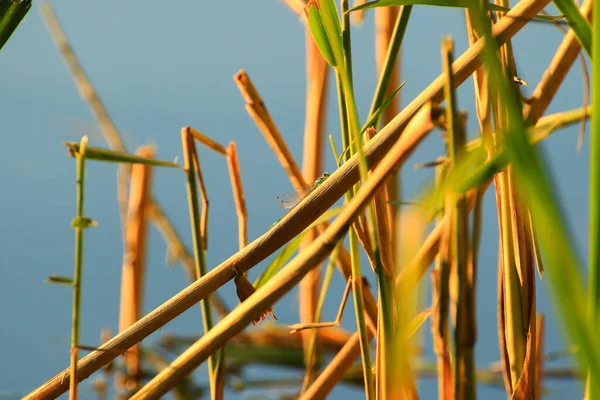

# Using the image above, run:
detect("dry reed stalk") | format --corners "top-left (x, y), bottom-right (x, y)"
top-left (234, 70), bottom-right (305, 189)
top-left (523, 0), bottom-right (592, 124)
top-left (117, 146), bottom-right (154, 391)
top-left (366, 127), bottom-right (393, 277)
top-left (186, 126), bottom-right (227, 155)
top-left (130, 102), bottom-right (440, 400)
top-left (40, 3), bottom-right (129, 229)
top-left (300, 331), bottom-right (373, 399)
top-left (351, 0), bottom-right (367, 24)
top-left (375, 5), bottom-right (402, 251)
top-left (282, 0), bottom-right (306, 15)
top-left (25, 3), bottom-right (547, 396)
top-left (534, 314), bottom-right (545, 400)
top-left (375, 6), bottom-right (400, 126)
top-left (226, 142), bottom-right (247, 250)
top-left (299, 31), bottom-right (329, 384)
top-left (431, 163), bottom-right (452, 400)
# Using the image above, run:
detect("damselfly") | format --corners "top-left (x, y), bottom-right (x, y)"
top-left (275, 173), bottom-right (331, 209)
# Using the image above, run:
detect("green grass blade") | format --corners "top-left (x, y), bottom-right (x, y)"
top-left (257, 207), bottom-right (343, 289)
top-left (305, 2), bottom-right (338, 67)
top-left (586, 0), bottom-right (600, 396)
top-left (64, 142), bottom-right (180, 168)
top-left (349, 0), bottom-right (557, 16)
top-left (254, 232), bottom-right (306, 290)
top-left (551, 0), bottom-right (592, 56)
top-left (367, 5), bottom-right (412, 128)
top-left (0, 0), bottom-right (31, 51)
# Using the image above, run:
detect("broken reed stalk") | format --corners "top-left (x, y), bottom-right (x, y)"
top-left (182, 127), bottom-right (211, 252)
top-left (24, 3), bottom-right (547, 396)
top-left (234, 69), bottom-right (305, 190)
top-left (130, 102), bottom-right (440, 400)
top-left (40, 2), bottom-right (129, 230)
top-left (523, 0), bottom-right (593, 124)
top-left (118, 146), bottom-right (154, 391)
top-left (299, 34), bottom-right (329, 380)
top-left (441, 36), bottom-right (474, 399)
top-left (226, 142), bottom-right (248, 250)
top-left (186, 126), bottom-right (227, 155)
top-left (181, 129), bottom-right (223, 400)
top-left (431, 167), bottom-right (452, 399)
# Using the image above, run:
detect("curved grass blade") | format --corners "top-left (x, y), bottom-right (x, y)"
top-left (0, 0), bottom-right (31, 51)
top-left (348, 0), bottom-right (566, 25)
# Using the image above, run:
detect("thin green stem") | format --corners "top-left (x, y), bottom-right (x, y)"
top-left (586, 0), bottom-right (600, 397)
top-left (552, 0), bottom-right (592, 56)
top-left (70, 145), bottom-right (86, 400)
top-left (181, 132), bottom-right (221, 399)
top-left (368, 5), bottom-right (412, 128)
top-left (0, 0), bottom-right (31, 51)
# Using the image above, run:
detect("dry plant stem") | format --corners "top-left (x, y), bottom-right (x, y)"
top-left (25, 3), bottom-right (546, 396)
top-left (432, 164), bottom-right (452, 400)
top-left (118, 146), bottom-right (154, 389)
top-left (441, 36), bottom-right (474, 400)
top-left (282, 0), bottom-right (305, 15)
top-left (375, 5), bottom-right (402, 258)
top-left (522, 0), bottom-right (593, 124)
top-left (366, 128), bottom-right (393, 277)
top-left (289, 278), bottom-right (352, 332)
top-left (40, 3), bottom-right (129, 231)
top-left (534, 314), bottom-right (545, 400)
top-left (226, 142), bottom-right (248, 250)
top-left (130, 102), bottom-right (440, 400)
top-left (186, 126), bottom-right (227, 155)
top-left (299, 331), bottom-right (373, 400)
top-left (299, 33), bottom-right (329, 379)
top-left (234, 70), bottom-right (305, 189)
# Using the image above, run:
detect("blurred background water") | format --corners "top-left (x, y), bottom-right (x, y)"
top-left (0, 1), bottom-right (589, 399)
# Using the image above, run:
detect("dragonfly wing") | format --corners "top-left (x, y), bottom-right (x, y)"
top-left (275, 185), bottom-right (314, 209)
